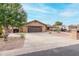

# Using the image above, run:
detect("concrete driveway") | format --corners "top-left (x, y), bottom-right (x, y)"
top-left (20, 32), bottom-right (79, 56)
top-left (24, 32), bottom-right (79, 51)
top-left (1, 32), bottom-right (79, 56)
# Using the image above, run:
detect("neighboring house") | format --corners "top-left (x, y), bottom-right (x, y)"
top-left (6, 26), bottom-right (20, 33)
top-left (20, 20), bottom-right (48, 33)
top-left (52, 25), bottom-right (61, 31)
top-left (47, 24), bottom-right (53, 31)
top-left (60, 25), bottom-right (67, 32)
top-left (52, 25), bottom-right (67, 32)
top-left (13, 27), bottom-right (19, 33)
top-left (77, 24), bottom-right (79, 31)
top-left (68, 25), bottom-right (77, 31)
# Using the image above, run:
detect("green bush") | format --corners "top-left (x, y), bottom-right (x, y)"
top-left (56, 29), bottom-right (60, 33)
top-left (54, 27), bottom-right (61, 33)
top-left (20, 33), bottom-right (25, 39)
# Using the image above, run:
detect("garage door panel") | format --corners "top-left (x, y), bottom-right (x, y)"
top-left (28, 26), bottom-right (42, 32)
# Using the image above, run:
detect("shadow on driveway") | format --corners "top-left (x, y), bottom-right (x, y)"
top-left (18, 44), bottom-right (79, 56)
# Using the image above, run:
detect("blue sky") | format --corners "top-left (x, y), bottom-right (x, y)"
top-left (22, 3), bottom-right (79, 25)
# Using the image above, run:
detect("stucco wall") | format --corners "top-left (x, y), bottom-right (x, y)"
top-left (70, 29), bottom-right (77, 40)
top-left (19, 26), bottom-right (27, 32)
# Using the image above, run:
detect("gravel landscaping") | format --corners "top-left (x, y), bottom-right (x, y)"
top-left (0, 34), bottom-right (25, 51)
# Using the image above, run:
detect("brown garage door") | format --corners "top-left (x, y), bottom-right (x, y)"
top-left (28, 26), bottom-right (42, 32)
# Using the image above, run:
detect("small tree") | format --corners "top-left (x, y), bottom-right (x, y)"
top-left (54, 21), bottom-right (63, 33)
top-left (55, 21), bottom-right (62, 26)
top-left (0, 3), bottom-right (27, 41)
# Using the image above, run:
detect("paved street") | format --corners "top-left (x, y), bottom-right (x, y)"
top-left (20, 44), bottom-right (79, 56)
top-left (1, 32), bottom-right (79, 56)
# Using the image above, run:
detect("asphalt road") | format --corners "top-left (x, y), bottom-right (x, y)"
top-left (19, 44), bottom-right (79, 56)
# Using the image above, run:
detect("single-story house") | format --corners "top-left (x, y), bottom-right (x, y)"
top-left (20, 20), bottom-right (48, 33)
top-left (51, 25), bottom-right (67, 32)
top-left (68, 25), bottom-right (77, 31)
top-left (46, 24), bottom-right (53, 31)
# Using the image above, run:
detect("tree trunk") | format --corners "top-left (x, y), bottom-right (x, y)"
top-left (11, 27), bottom-right (14, 33)
top-left (4, 26), bottom-right (9, 41)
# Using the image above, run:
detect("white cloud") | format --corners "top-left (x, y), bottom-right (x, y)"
top-left (22, 3), bottom-right (79, 25)
top-left (22, 4), bottom-right (57, 14)
top-left (59, 4), bottom-right (79, 18)
top-left (28, 7), bottom-right (49, 13)
top-left (37, 4), bottom-right (58, 14)
top-left (59, 10), bottom-right (78, 17)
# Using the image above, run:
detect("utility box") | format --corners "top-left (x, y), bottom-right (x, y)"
top-left (70, 28), bottom-right (79, 40)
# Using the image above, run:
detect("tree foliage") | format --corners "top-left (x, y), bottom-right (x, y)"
top-left (0, 3), bottom-right (27, 40)
top-left (54, 21), bottom-right (62, 26)
top-left (0, 3), bottom-right (27, 28)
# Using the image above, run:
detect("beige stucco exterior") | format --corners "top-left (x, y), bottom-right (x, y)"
top-left (19, 26), bottom-right (27, 32)
top-left (70, 28), bottom-right (79, 40)
top-left (19, 20), bottom-right (47, 32)
top-left (70, 29), bottom-right (77, 40)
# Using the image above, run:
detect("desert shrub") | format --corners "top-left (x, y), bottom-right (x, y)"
top-left (54, 28), bottom-right (61, 33)
top-left (20, 33), bottom-right (25, 39)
